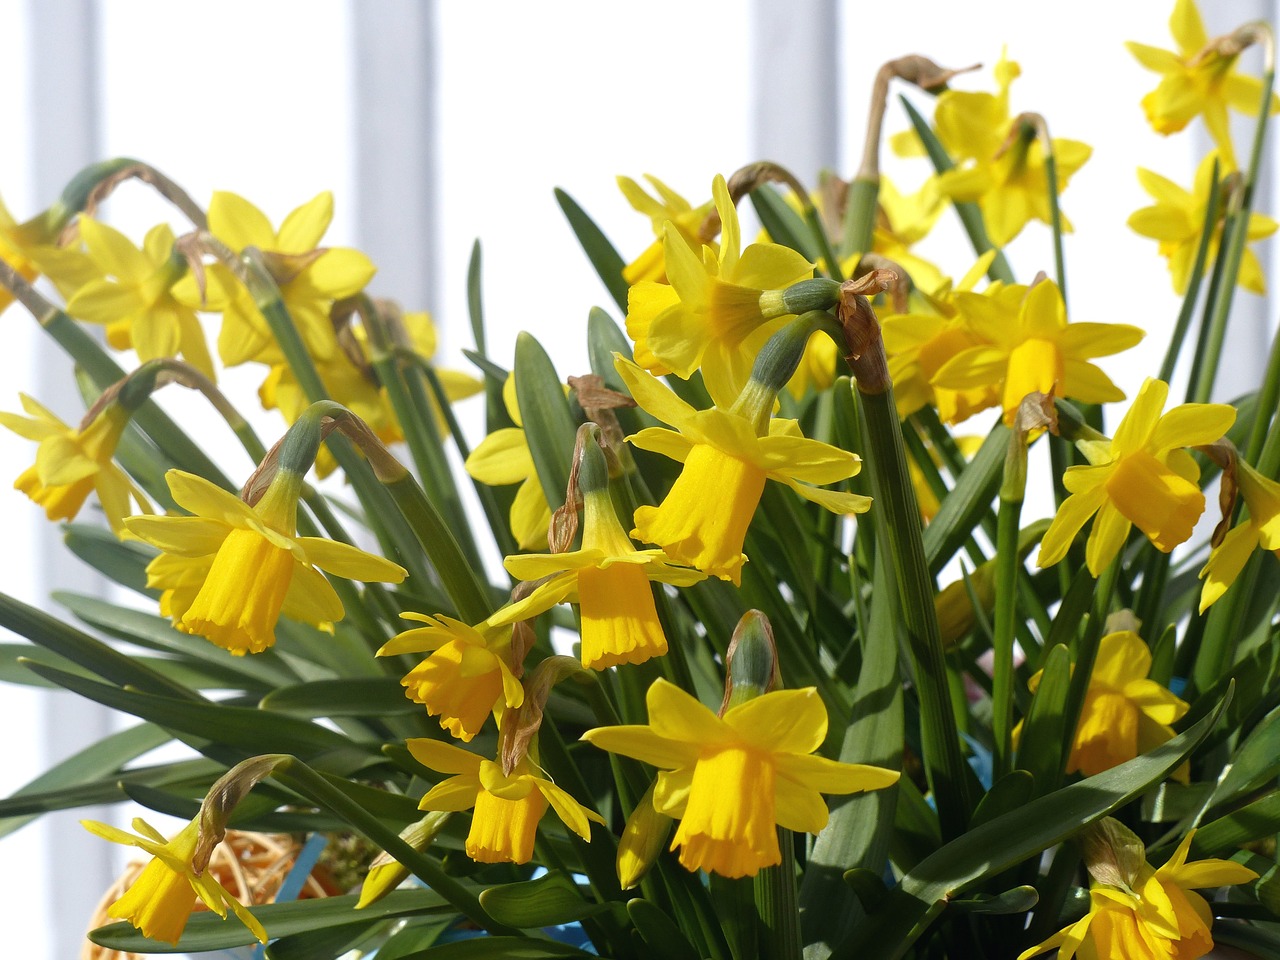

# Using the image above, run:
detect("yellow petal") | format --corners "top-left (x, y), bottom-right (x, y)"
top-left (276, 192), bottom-right (334, 253)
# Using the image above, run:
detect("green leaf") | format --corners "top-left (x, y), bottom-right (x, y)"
top-left (405, 938), bottom-right (596, 959)
top-left (1193, 790), bottom-right (1280, 857)
top-left (261, 678), bottom-right (421, 716)
top-left (63, 523), bottom-right (158, 595)
top-left (88, 888), bottom-right (452, 954)
top-left (555, 187), bottom-right (628, 313)
top-left (478, 872), bottom-right (614, 927)
top-left (845, 688), bottom-right (1232, 960)
top-left (749, 186), bottom-right (817, 261)
top-left (950, 886), bottom-right (1039, 915)
top-left (514, 332), bottom-right (579, 510)
top-left (371, 916), bottom-right (460, 960)
top-left (0, 722), bottom-right (174, 837)
top-left (627, 898), bottom-right (701, 960)
top-left (970, 770), bottom-right (1035, 829)
top-left (21, 660), bottom-right (373, 770)
top-left (922, 424), bottom-right (1007, 575)
top-left (468, 239), bottom-right (486, 354)
top-left (1014, 644), bottom-right (1071, 798)
top-left (1212, 703), bottom-right (1280, 808)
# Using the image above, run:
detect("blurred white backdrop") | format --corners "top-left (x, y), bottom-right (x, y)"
top-left (0, 1), bottom-right (1274, 957)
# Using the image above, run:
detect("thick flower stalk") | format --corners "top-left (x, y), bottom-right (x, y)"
top-left (1129, 153), bottom-right (1277, 294)
top-left (625, 173), bottom-right (814, 406)
top-left (1038, 378), bottom-right (1235, 576)
top-left (377, 613), bottom-right (524, 741)
top-left (66, 218), bottom-right (215, 378)
top-left (617, 344), bottom-right (869, 585)
top-left (1199, 458), bottom-right (1280, 611)
top-left (408, 737), bottom-right (605, 864)
top-left (1127, 0), bottom-right (1279, 170)
top-left (0, 393), bottom-right (149, 533)
top-left (1019, 821), bottom-right (1256, 960)
top-left (501, 426), bottom-right (706, 669)
top-left (932, 279), bottom-right (1143, 426)
top-left (465, 373), bottom-right (556, 550)
top-left (80, 816), bottom-right (268, 946)
top-left (1027, 629), bottom-right (1189, 777)
top-left (126, 459), bottom-right (406, 654)
top-left (583, 678), bottom-right (899, 878)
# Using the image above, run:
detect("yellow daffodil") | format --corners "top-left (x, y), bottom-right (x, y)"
top-left (465, 374), bottom-right (555, 551)
top-left (860, 176), bottom-right (948, 295)
top-left (626, 174), bottom-right (813, 407)
top-left (1038, 378), bottom-right (1236, 576)
top-left (617, 356), bottom-right (870, 585)
top-left (66, 218), bottom-right (215, 378)
top-left (881, 255), bottom-right (1002, 424)
top-left (1019, 827), bottom-right (1256, 960)
top-left (618, 174), bottom-right (713, 286)
top-left (932, 279), bottom-right (1143, 426)
top-left (0, 193), bottom-right (96, 312)
top-left (408, 738), bottom-right (605, 864)
top-left (1129, 153), bottom-right (1278, 294)
top-left (174, 190), bottom-right (376, 367)
top-left (81, 816), bottom-right (267, 946)
top-left (126, 469), bottom-right (406, 655)
top-left (503, 483), bottom-right (707, 670)
top-left (377, 613), bottom-right (524, 742)
top-left (0, 394), bottom-right (149, 534)
top-left (1127, 0), bottom-right (1280, 170)
top-left (259, 310), bottom-right (481, 478)
top-left (1029, 630), bottom-right (1189, 777)
top-left (582, 678), bottom-right (898, 878)
top-left (1199, 460), bottom-right (1280, 612)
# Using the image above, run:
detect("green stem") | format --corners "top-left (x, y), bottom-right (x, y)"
top-left (1244, 314), bottom-right (1280, 463)
top-left (1043, 150), bottom-right (1067, 304)
top-left (754, 831), bottom-right (802, 960)
top-left (854, 382), bottom-right (973, 838)
top-left (1158, 159), bottom-right (1221, 384)
top-left (992, 493), bottom-right (1024, 780)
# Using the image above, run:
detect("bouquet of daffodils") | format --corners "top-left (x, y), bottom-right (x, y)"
top-left (4, 3), bottom-right (1280, 958)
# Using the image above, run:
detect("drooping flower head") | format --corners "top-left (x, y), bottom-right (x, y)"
top-left (932, 279), bottom-right (1143, 426)
top-left (377, 613), bottom-right (524, 742)
top-left (408, 738), bottom-right (605, 864)
top-left (583, 678), bottom-right (899, 878)
top-left (1127, 0), bottom-right (1280, 170)
top-left (1027, 629), bottom-right (1189, 777)
top-left (0, 393), bottom-right (150, 534)
top-left (1019, 819), bottom-right (1256, 960)
top-left (617, 353), bottom-right (869, 585)
top-left (625, 174), bottom-right (814, 406)
top-left (1199, 458), bottom-right (1280, 612)
top-left (1038, 378), bottom-right (1236, 576)
top-left (502, 429), bottom-right (707, 669)
top-left (1129, 153), bottom-right (1278, 295)
top-left (81, 816), bottom-right (268, 946)
top-left (126, 467), bottom-right (406, 655)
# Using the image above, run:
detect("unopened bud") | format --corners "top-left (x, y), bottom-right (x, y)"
top-left (617, 781), bottom-right (674, 890)
top-left (721, 610), bottom-right (781, 714)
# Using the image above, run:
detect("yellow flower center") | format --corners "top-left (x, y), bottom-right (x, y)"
top-left (577, 564), bottom-right (667, 669)
top-left (1003, 337), bottom-right (1063, 421)
top-left (402, 639), bottom-right (502, 741)
top-left (180, 528), bottom-right (296, 655)
top-left (1106, 452), bottom-right (1205, 552)
top-left (467, 781), bottom-right (547, 864)
top-left (672, 745), bottom-right (779, 878)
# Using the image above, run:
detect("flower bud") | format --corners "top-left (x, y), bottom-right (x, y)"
top-left (617, 781), bottom-right (673, 890)
top-left (720, 609), bottom-right (781, 713)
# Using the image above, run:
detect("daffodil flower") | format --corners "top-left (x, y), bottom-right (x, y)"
top-left (625, 174), bottom-right (813, 407)
top-left (1037, 378), bottom-right (1236, 576)
top-left (173, 190), bottom-right (376, 367)
top-left (377, 613), bottom-right (524, 742)
top-left (465, 373), bottom-right (556, 550)
top-left (502, 483), bottom-right (707, 670)
top-left (1127, 0), bottom-right (1280, 170)
top-left (66, 218), bottom-right (215, 378)
top-left (1199, 459), bottom-right (1280, 612)
top-left (1028, 630), bottom-right (1189, 777)
top-left (582, 678), bottom-right (899, 878)
top-left (126, 469), bottom-right (406, 655)
top-left (0, 394), bottom-right (149, 534)
top-left (80, 816), bottom-right (267, 946)
top-left (0, 193), bottom-right (96, 312)
top-left (1019, 829), bottom-right (1256, 960)
top-left (616, 355), bottom-right (870, 585)
top-left (932, 279), bottom-right (1143, 426)
top-left (408, 738), bottom-right (605, 864)
top-left (1129, 152), bottom-right (1278, 294)
top-left (618, 174), bottom-right (713, 286)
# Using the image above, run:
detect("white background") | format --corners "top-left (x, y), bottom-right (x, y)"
top-left (0, 1), bottom-right (1274, 957)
